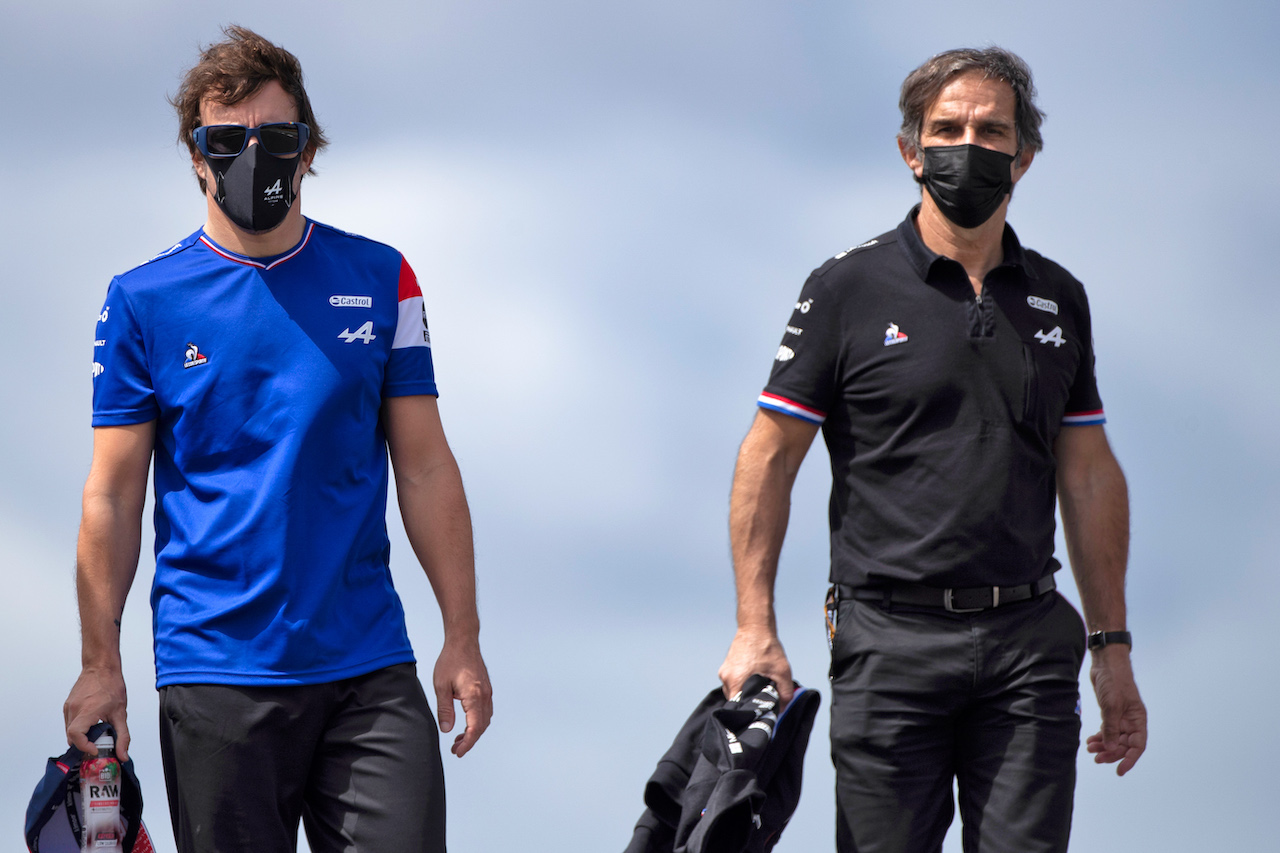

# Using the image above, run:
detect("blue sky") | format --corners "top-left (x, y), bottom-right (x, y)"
top-left (3, 1), bottom-right (1278, 850)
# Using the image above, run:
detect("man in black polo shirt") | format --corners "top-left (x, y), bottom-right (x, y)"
top-left (718, 47), bottom-right (1147, 852)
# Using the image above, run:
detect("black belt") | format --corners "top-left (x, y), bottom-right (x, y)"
top-left (836, 574), bottom-right (1057, 613)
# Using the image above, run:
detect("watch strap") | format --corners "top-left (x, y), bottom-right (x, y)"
top-left (1087, 630), bottom-right (1132, 650)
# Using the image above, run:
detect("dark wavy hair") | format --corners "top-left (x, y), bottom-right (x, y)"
top-left (170, 25), bottom-right (328, 194)
top-left (898, 47), bottom-right (1044, 156)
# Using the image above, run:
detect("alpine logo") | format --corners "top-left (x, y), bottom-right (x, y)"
top-left (775, 345), bottom-right (796, 362)
top-left (263, 178), bottom-right (284, 202)
top-left (883, 322), bottom-right (909, 346)
top-left (1035, 326), bottom-right (1066, 347)
top-left (339, 321), bottom-right (377, 344)
top-left (1027, 295), bottom-right (1059, 315)
top-left (183, 342), bottom-right (210, 369)
top-left (329, 295), bottom-right (373, 308)
top-left (92, 362), bottom-right (105, 378)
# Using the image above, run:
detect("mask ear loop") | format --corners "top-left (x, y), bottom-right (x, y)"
top-left (206, 157), bottom-right (225, 204)
top-left (284, 154), bottom-right (301, 210)
top-left (202, 154), bottom-right (230, 204)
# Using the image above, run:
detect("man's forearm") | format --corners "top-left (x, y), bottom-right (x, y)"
top-left (729, 447), bottom-right (792, 630)
top-left (397, 456), bottom-right (480, 639)
top-left (382, 396), bottom-right (491, 753)
top-left (719, 411), bottom-right (816, 701)
top-left (66, 422), bottom-right (153, 756)
top-left (1059, 448), bottom-right (1130, 632)
top-left (728, 411), bottom-right (817, 627)
top-left (77, 484), bottom-right (146, 666)
top-left (1058, 429), bottom-right (1147, 773)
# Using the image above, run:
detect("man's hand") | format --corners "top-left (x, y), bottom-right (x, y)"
top-left (1085, 645), bottom-right (1146, 775)
top-left (433, 638), bottom-right (492, 758)
top-left (719, 625), bottom-right (794, 707)
top-left (64, 665), bottom-right (130, 762)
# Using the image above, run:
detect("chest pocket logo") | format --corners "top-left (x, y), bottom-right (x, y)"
top-left (339, 321), bottom-right (376, 344)
top-left (183, 342), bottom-right (210, 368)
top-left (883, 322), bottom-right (909, 347)
top-left (1034, 326), bottom-right (1066, 348)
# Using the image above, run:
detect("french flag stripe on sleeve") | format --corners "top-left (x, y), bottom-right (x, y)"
top-left (757, 392), bottom-right (826, 424)
top-left (392, 257), bottom-right (430, 350)
top-left (1062, 409), bottom-right (1106, 426)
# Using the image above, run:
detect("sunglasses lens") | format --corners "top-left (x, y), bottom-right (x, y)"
top-left (260, 125), bottom-right (302, 155)
top-left (205, 126), bottom-right (247, 156)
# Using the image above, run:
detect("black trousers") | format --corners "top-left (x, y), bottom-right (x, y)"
top-left (158, 663), bottom-right (445, 853)
top-left (829, 591), bottom-right (1086, 853)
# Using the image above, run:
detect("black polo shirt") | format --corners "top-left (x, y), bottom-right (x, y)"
top-left (759, 207), bottom-right (1105, 589)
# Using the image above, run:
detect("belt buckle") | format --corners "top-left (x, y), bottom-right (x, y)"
top-left (943, 586), bottom-right (999, 613)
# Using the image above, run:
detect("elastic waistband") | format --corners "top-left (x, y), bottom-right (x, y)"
top-left (834, 574), bottom-right (1057, 613)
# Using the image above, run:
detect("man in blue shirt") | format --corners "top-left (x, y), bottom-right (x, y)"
top-left (63, 26), bottom-right (491, 853)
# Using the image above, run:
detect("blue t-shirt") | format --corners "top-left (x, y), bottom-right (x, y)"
top-left (92, 220), bottom-right (437, 687)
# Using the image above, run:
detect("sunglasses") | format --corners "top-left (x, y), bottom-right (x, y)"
top-left (192, 123), bottom-right (311, 158)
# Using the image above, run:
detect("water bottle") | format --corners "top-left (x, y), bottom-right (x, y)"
top-left (80, 732), bottom-right (122, 850)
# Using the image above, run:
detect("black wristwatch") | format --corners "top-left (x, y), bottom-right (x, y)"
top-left (1087, 630), bottom-right (1132, 651)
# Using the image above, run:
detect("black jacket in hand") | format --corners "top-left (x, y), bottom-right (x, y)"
top-left (624, 675), bottom-right (821, 853)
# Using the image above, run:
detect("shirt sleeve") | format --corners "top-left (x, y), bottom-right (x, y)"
top-left (91, 281), bottom-right (159, 426)
top-left (1060, 281), bottom-right (1106, 427)
top-left (758, 273), bottom-right (840, 425)
top-left (382, 256), bottom-right (439, 398)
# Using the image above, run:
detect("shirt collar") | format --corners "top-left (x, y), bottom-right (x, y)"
top-left (895, 205), bottom-right (1038, 283)
top-left (198, 220), bottom-right (315, 272)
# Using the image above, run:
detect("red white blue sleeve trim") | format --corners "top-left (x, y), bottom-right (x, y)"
top-left (392, 257), bottom-right (430, 350)
top-left (757, 392), bottom-right (826, 424)
top-left (1062, 409), bottom-right (1106, 426)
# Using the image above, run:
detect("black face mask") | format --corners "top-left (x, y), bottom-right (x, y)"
top-left (204, 145), bottom-right (302, 234)
top-left (920, 144), bottom-right (1015, 229)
